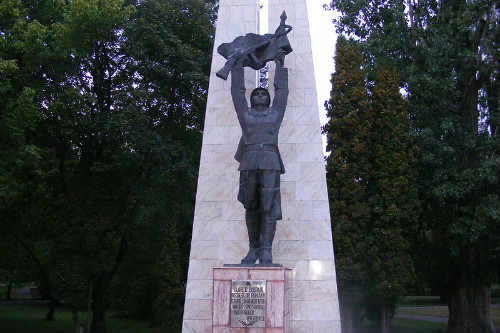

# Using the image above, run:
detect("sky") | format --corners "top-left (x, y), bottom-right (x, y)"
top-left (306, 0), bottom-right (338, 125)
top-left (260, 0), bottom-right (338, 126)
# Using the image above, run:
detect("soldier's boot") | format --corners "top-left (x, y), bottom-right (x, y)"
top-left (241, 211), bottom-right (261, 264)
top-left (259, 216), bottom-right (277, 264)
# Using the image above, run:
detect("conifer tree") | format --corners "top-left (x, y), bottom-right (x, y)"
top-left (324, 36), bottom-right (372, 333)
top-left (325, 41), bottom-right (419, 333)
top-left (364, 60), bottom-right (419, 333)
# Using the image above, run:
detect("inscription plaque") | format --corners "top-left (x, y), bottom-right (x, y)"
top-left (230, 280), bottom-right (266, 328)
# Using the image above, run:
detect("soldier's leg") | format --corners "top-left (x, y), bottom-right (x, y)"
top-left (240, 171), bottom-right (262, 264)
top-left (259, 170), bottom-right (281, 264)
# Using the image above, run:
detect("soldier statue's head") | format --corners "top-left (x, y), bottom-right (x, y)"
top-left (250, 87), bottom-right (271, 109)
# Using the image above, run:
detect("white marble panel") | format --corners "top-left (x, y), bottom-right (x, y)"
top-left (291, 280), bottom-right (307, 300)
top-left (308, 240), bottom-right (334, 260)
top-left (280, 162), bottom-right (301, 182)
top-left (198, 145), bottom-right (211, 164)
top-left (216, 107), bottom-right (238, 126)
top-left (313, 320), bottom-right (342, 333)
top-left (210, 52), bottom-right (227, 71)
top-left (278, 240), bottom-right (307, 260)
top-left (304, 88), bottom-right (320, 107)
top-left (189, 241), bottom-right (218, 260)
top-left (192, 220), bottom-right (229, 241)
top-left (276, 219), bottom-right (301, 240)
top-left (194, 202), bottom-right (222, 220)
top-left (196, 174), bottom-right (232, 202)
top-left (182, 319), bottom-right (211, 333)
top-left (225, 162), bottom-right (239, 182)
top-left (291, 320), bottom-right (313, 333)
top-left (296, 143), bottom-right (324, 162)
top-left (307, 260), bottom-right (337, 281)
top-left (312, 201), bottom-right (330, 221)
top-left (186, 259), bottom-right (222, 280)
top-left (280, 180), bottom-right (296, 201)
top-left (218, 240), bottom-right (246, 260)
top-left (211, 144), bottom-right (238, 164)
top-left (244, 4), bottom-right (257, 22)
top-left (204, 107), bottom-right (217, 127)
top-left (300, 162), bottom-right (326, 182)
top-left (307, 280), bottom-right (338, 301)
top-left (280, 143), bottom-right (297, 163)
top-left (296, 181), bottom-right (328, 201)
top-left (226, 220), bottom-right (247, 240)
top-left (301, 300), bottom-right (339, 321)
top-left (221, 201), bottom-right (245, 221)
top-left (291, 106), bottom-right (319, 125)
top-left (229, 125), bottom-right (242, 144)
top-left (281, 200), bottom-right (312, 221)
top-left (202, 126), bottom-right (230, 145)
top-left (185, 279), bottom-right (213, 300)
top-left (198, 162), bottom-right (226, 176)
top-left (282, 124), bottom-right (323, 144)
top-left (300, 220), bottom-right (333, 241)
top-left (230, 5), bottom-right (245, 22)
top-left (294, 36), bottom-right (313, 54)
top-left (287, 88), bottom-right (305, 106)
top-left (269, 4), bottom-right (295, 21)
top-left (183, 299), bottom-right (212, 320)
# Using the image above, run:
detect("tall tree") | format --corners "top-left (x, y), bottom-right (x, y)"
top-left (1, 0), bottom-right (216, 332)
top-left (326, 1), bottom-right (500, 332)
top-left (324, 36), bottom-right (373, 333)
top-left (364, 60), bottom-right (419, 333)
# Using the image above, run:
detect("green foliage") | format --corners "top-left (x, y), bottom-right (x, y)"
top-left (324, 37), bottom-right (419, 331)
top-left (327, 0), bottom-right (500, 332)
top-left (1, 0), bottom-right (215, 331)
top-left (324, 37), bottom-right (371, 300)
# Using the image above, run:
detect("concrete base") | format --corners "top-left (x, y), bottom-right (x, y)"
top-left (213, 267), bottom-right (292, 333)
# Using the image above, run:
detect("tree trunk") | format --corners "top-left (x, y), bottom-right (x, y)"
top-left (88, 281), bottom-right (93, 333)
top-left (90, 279), bottom-right (107, 333)
top-left (5, 281), bottom-right (12, 301)
top-left (381, 303), bottom-right (389, 333)
top-left (444, 244), bottom-right (494, 333)
top-left (45, 298), bottom-right (58, 321)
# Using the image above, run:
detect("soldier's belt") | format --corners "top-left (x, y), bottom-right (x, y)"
top-left (242, 144), bottom-right (278, 153)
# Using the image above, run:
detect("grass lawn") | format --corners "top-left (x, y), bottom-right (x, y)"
top-left (0, 303), bottom-right (152, 333)
top-left (357, 317), bottom-right (446, 333)
top-left (397, 305), bottom-right (500, 325)
top-left (398, 296), bottom-right (446, 307)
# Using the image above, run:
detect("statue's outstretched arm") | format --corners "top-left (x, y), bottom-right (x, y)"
top-left (230, 61), bottom-right (248, 118)
top-left (272, 51), bottom-right (289, 114)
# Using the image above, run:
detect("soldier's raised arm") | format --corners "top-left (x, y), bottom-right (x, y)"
top-left (230, 53), bottom-right (248, 119)
top-left (272, 50), bottom-right (289, 115)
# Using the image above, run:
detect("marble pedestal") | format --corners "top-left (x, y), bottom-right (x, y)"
top-left (213, 267), bottom-right (292, 333)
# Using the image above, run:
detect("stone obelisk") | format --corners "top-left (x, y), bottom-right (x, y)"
top-left (181, 1), bottom-right (341, 332)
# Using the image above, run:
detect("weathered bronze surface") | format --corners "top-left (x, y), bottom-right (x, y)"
top-left (217, 11), bottom-right (293, 265)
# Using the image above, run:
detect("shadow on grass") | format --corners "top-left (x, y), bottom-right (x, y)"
top-left (357, 318), bottom-right (445, 333)
top-left (0, 303), bottom-right (151, 333)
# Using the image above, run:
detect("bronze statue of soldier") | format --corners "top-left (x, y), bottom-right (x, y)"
top-left (217, 12), bottom-right (292, 265)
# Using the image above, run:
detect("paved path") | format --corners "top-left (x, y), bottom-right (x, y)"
top-left (395, 311), bottom-right (500, 333)
top-left (394, 313), bottom-right (448, 324)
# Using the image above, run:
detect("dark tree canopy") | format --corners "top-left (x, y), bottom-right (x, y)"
top-left (324, 37), bottom-right (419, 333)
top-left (326, 1), bottom-right (500, 332)
top-left (0, 0), bottom-right (216, 332)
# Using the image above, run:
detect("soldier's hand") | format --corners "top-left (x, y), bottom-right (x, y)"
top-left (229, 50), bottom-right (245, 62)
top-left (275, 50), bottom-right (285, 63)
